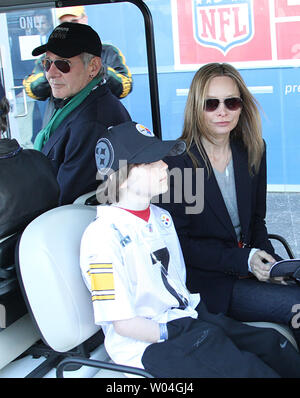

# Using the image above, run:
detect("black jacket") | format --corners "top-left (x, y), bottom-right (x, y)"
top-left (160, 139), bottom-right (280, 314)
top-left (41, 83), bottom-right (131, 205)
top-left (0, 138), bottom-right (59, 238)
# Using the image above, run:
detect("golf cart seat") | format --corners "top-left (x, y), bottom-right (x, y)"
top-left (17, 204), bottom-right (152, 377)
top-left (17, 204), bottom-right (297, 378)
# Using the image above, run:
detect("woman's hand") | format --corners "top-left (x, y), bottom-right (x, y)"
top-left (249, 250), bottom-right (276, 281)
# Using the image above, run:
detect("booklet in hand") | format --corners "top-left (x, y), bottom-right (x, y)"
top-left (269, 259), bottom-right (300, 282)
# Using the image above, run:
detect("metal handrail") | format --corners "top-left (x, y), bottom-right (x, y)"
top-left (56, 356), bottom-right (154, 378)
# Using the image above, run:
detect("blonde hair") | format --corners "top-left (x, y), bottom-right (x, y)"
top-left (181, 63), bottom-right (264, 175)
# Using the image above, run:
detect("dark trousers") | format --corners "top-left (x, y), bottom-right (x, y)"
top-left (228, 278), bottom-right (300, 348)
top-left (142, 302), bottom-right (300, 378)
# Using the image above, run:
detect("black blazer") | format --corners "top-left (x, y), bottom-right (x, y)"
top-left (160, 139), bottom-right (280, 314)
top-left (41, 83), bottom-right (131, 205)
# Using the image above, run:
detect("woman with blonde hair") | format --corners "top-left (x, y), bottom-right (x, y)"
top-left (160, 63), bottom-right (300, 347)
top-left (182, 62), bottom-right (264, 175)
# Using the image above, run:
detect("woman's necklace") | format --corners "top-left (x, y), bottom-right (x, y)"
top-left (208, 147), bottom-right (231, 176)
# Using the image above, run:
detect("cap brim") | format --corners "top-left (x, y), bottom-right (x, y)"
top-left (32, 42), bottom-right (82, 58)
top-left (129, 139), bottom-right (186, 165)
top-left (167, 140), bottom-right (186, 156)
top-left (32, 44), bottom-right (47, 56)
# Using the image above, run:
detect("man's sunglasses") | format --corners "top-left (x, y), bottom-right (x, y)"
top-left (204, 97), bottom-right (243, 112)
top-left (42, 58), bottom-right (71, 73)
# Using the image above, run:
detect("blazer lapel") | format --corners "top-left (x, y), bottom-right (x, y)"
top-left (197, 149), bottom-right (237, 239)
top-left (40, 86), bottom-right (101, 156)
top-left (231, 140), bottom-right (252, 241)
top-left (42, 125), bottom-right (65, 156)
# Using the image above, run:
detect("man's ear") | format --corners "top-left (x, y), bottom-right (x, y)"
top-left (89, 56), bottom-right (102, 76)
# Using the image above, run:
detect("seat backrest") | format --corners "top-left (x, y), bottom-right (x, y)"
top-left (17, 204), bottom-right (100, 352)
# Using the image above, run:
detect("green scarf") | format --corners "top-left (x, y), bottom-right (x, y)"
top-left (34, 76), bottom-right (102, 151)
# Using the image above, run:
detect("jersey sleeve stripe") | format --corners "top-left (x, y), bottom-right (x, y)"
top-left (90, 263), bottom-right (113, 269)
top-left (89, 263), bottom-right (115, 301)
top-left (92, 294), bottom-right (115, 301)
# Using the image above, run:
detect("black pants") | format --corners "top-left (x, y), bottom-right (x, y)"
top-left (228, 278), bottom-right (300, 348)
top-left (142, 302), bottom-right (300, 378)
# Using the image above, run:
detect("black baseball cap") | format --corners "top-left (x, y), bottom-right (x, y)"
top-left (32, 22), bottom-right (102, 58)
top-left (95, 121), bottom-right (186, 175)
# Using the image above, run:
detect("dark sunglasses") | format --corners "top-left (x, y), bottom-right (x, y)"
top-left (204, 97), bottom-right (243, 112)
top-left (42, 58), bottom-right (71, 73)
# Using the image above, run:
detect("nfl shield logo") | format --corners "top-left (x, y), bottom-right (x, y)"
top-left (193, 0), bottom-right (254, 55)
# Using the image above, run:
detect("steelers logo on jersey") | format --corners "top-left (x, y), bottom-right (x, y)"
top-left (161, 213), bottom-right (172, 227)
top-left (95, 138), bottom-right (114, 175)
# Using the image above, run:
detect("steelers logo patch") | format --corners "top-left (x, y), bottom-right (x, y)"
top-left (136, 123), bottom-right (155, 137)
top-left (161, 213), bottom-right (172, 227)
top-left (95, 138), bottom-right (114, 175)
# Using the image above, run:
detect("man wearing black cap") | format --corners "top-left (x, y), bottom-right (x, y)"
top-left (23, 6), bottom-right (132, 104)
top-left (80, 121), bottom-right (300, 378)
top-left (31, 22), bottom-right (131, 205)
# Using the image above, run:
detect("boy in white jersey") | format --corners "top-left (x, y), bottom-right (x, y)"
top-left (80, 121), bottom-right (300, 378)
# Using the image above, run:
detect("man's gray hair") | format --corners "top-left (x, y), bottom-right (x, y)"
top-left (80, 52), bottom-right (105, 78)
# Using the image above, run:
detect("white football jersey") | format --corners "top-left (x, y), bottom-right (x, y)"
top-left (80, 204), bottom-right (200, 369)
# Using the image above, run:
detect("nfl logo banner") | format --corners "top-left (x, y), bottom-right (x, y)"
top-left (173, 0), bottom-right (274, 68)
top-left (193, 0), bottom-right (254, 55)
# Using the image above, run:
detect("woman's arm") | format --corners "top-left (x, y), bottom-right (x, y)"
top-left (249, 145), bottom-right (282, 260)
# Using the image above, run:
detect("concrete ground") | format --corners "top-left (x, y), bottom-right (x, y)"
top-left (266, 192), bottom-right (300, 259)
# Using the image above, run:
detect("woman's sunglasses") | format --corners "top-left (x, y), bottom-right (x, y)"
top-left (42, 58), bottom-right (71, 74)
top-left (204, 97), bottom-right (243, 112)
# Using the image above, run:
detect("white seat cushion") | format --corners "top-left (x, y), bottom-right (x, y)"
top-left (18, 204), bottom-right (100, 353)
